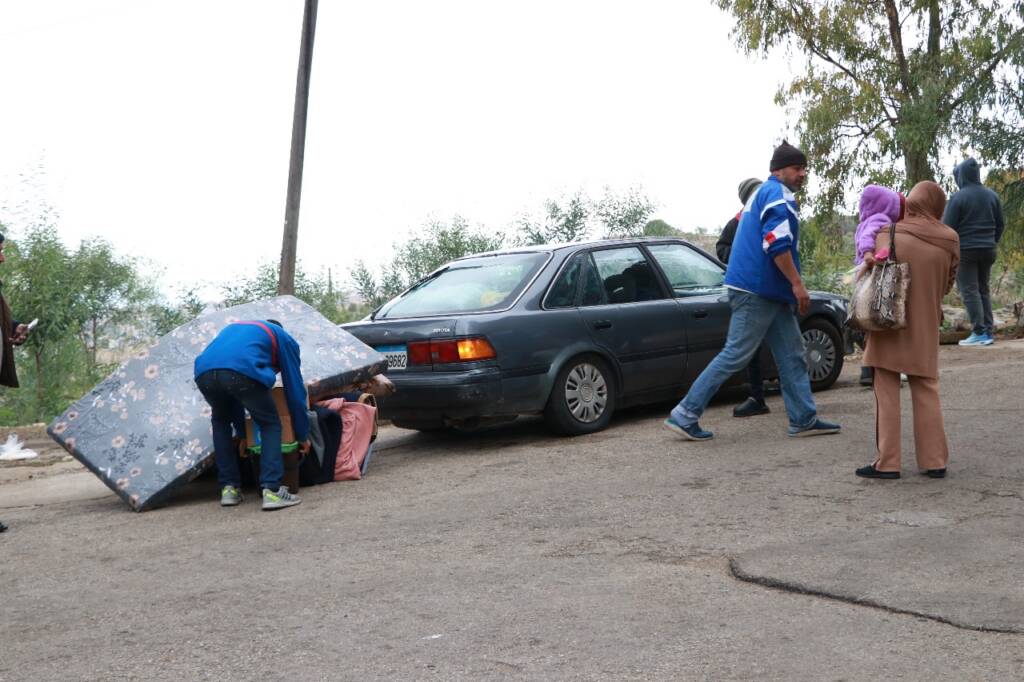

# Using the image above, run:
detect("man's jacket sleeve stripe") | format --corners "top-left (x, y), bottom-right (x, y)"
top-left (762, 220), bottom-right (793, 252)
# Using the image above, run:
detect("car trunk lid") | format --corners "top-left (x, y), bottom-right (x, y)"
top-left (342, 318), bottom-right (462, 372)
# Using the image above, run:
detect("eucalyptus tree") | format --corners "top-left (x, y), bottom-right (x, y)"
top-left (714, 0), bottom-right (1024, 210)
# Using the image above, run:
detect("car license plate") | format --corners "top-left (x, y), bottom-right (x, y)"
top-left (377, 345), bottom-right (407, 370)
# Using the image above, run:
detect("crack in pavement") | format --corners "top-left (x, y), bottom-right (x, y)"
top-left (728, 557), bottom-right (1024, 635)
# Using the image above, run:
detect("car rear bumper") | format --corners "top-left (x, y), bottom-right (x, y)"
top-left (377, 367), bottom-right (547, 424)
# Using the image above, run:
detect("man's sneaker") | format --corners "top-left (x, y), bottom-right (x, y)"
top-left (959, 332), bottom-right (987, 346)
top-left (220, 485), bottom-right (243, 507)
top-left (788, 418), bottom-right (841, 438)
top-left (979, 333), bottom-right (995, 346)
top-left (733, 397), bottom-right (770, 418)
top-left (663, 417), bottom-right (713, 441)
top-left (262, 486), bottom-right (301, 511)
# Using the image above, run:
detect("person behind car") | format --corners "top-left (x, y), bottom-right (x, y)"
top-left (716, 177), bottom-right (772, 418)
top-left (663, 141), bottom-right (840, 441)
top-left (194, 319), bottom-right (310, 510)
top-left (943, 157), bottom-right (1005, 347)
top-left (856, 181), bottom-right (959, 479)
top-left (852, 185), bottom-right (905, 387)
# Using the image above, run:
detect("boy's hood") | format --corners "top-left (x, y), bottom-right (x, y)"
top-left (953, 158), bottom-right (981, 188)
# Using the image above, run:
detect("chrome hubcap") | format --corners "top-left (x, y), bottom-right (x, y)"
top-left (803, 328), bottom-right (835, 382)
top-left (564, 363), bottom-right (608, 423)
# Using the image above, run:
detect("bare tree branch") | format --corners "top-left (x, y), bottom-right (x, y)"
top-left (883, 0), bottom-right (915, 99)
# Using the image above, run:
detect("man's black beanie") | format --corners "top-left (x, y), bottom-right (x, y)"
top-left (770, 140), bottom-right (808, 171)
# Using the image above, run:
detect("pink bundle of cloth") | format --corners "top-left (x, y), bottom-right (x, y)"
top-left (316, 397), bottom-right (377, 481)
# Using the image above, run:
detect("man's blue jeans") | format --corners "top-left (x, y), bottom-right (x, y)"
top-left (671, 289), bottom-right (817, 429)
top-left (195, 369), bottom-right (283, 491)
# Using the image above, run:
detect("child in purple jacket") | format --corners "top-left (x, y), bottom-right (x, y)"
top-left (854, 185), bottom-right (905, 385)
top-left (855, 185), bottom-right (905, 266)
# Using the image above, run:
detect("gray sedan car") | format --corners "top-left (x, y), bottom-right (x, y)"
top-left (344, 238), bottom-right (848, 435)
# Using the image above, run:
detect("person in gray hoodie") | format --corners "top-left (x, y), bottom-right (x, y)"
top-left (943, 158), bottom-right (1005, 346)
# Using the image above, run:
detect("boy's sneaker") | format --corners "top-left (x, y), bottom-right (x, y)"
top-left (262, 486), bottom-right (301, 511)
top-left (788, 418), bottom-right (841, 438)
top-left (959, 332), bottom-right (987, 346)
top-left (220, 485), bottom-right (243, 507)
top-left (663, 417), bottom-right (713, 441)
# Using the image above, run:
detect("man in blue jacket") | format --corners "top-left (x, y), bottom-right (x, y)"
top-left (194, 319), bottom-right (310, 510)
top-left (664, 141), bottom-right (840, 441)
top-left (943, 158), bottom-right (1005, 346)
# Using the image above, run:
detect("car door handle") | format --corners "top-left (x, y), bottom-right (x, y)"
top-left (692, 309), bottom-right (709, 319)
top-left (592, 320), bottom-right (613, 330)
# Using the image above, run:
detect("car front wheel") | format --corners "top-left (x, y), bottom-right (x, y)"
top-left (801, 318), bottom-right (843, 391)
top-left (544, 355), bottom-right (616, 436)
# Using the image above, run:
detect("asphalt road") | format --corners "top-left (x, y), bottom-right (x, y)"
top-left (2, 343), bottom-right (1022, 681)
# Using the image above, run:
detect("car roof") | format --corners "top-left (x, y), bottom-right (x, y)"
top-left (456, 236), bottom-right (693, 261)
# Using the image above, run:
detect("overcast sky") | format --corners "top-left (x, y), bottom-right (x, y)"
top-left (0, 1), bottom-right (796, 298)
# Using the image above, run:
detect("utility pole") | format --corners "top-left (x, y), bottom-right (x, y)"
top-left (278, 0), bottom-right (318, 295)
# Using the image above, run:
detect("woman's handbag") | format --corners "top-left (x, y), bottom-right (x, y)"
top-left (848, 223), bottom-right (910, 331)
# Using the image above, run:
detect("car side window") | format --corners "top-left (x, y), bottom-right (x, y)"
top-left (545, 254), bottom-right (583, 308)
top-left (589, 247), bottom-right (665, 304)
top-left (647, 243), bottom-right (725, 297)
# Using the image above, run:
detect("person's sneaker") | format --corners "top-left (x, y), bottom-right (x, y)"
top-left (959, 332), bottom-right (987, 346)
top-left (220, 485), bottom-right (243, 507)
top-left (663, 417), bottom-right (713, 441)
top-left (924, 468), bottom-right (947, 479)
top-left (855, 464), bottom-right (900, 479)
top-left (787, 418), bottom-right (841, 437)
top-left (979, 333), bottom-right (995, 346)
top-left (262, 486), bottom-right (301, 511)
top-left (733, 397), bottom-right (770, 418)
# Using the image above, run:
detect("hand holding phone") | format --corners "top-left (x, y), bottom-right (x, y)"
top-left (26, 318), bottom-right (38, 331)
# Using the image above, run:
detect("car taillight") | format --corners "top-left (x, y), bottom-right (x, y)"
top-left (408, 341), bottom-right (432, 365)
top-left (456, 338), bottom-right (496, 361)
top-left (407, 337), bottom-right (497, 365)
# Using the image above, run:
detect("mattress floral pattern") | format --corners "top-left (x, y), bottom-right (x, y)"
top-left (47, 296), bottom-right (387, 511)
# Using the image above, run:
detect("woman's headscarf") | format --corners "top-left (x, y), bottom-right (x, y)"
top-left (854, 185), bottom-right (902, 264)
top-left (905, 180), bottom-right (947, 221)
top-left (897, 181), bottom-right (960, 292)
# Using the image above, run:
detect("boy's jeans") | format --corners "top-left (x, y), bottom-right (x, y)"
top-left (195, 369), bottom-right (283, 491)
top-left (671, 289), bottom-right (817, 429)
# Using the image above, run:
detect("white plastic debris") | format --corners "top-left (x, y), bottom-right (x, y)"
top-left (0, 433), bottom-right (39, 460)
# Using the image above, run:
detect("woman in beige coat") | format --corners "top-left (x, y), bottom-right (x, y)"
top-left (857, 181), bottom-right (960, 479)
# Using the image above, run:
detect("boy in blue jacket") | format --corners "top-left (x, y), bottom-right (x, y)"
top-left (195, 319), bottom-right (310, 510)
top-left (664, 141), bottom-right (840, 441)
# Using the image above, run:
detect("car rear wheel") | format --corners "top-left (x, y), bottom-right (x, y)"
top-left (801, 318), bottom-right (843, 391)
top-left (544, 355), bottom-right (616, 436)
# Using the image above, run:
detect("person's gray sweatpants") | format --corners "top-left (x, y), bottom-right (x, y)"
top-left (957, 248), bottom-right (997, 335)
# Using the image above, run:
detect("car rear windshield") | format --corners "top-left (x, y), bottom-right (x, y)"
top-left (377, 252), bottom-right (549, 319)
